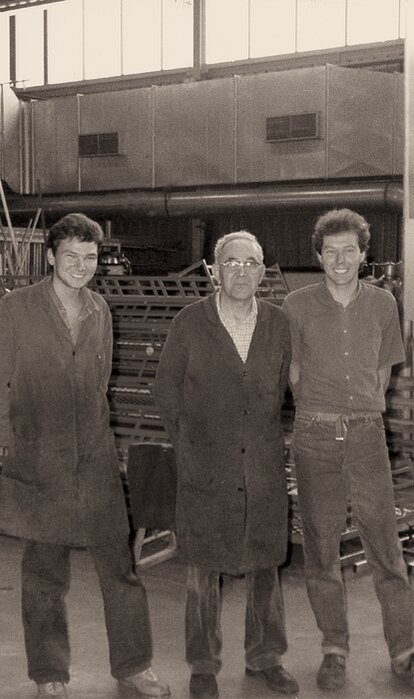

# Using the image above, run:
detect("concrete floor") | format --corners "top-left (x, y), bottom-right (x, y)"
top-left (1, 535), bottom-right (413, 699)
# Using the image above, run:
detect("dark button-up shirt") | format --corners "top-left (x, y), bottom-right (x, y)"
top-left (282, 281), bottom-right (405, 414)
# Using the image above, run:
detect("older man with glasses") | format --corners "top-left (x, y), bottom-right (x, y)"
top-left (155, 230), bottom-right (298, 699)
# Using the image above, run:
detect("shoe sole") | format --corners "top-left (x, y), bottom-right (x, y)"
top-left (118, 682), bottom-right (171, 698)
top-left (245, 668), bottom-right (299, 695)
top-left (189, 680), bottom-right (219, 699)
top-left (190, 691), bottom-right (219, 699)
top-left (317, 681), bottom-right (345, 691)
top-left (316, 675), bottom-right (346, 691)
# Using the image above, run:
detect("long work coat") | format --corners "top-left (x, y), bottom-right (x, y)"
top-left (0, 278), bottom-right (129, 546)
top-left (154, 293), bottom-right (291, 575)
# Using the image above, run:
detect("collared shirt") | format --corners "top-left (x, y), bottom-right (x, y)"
top-left (282, 280), bottom-right (405, 414)
top-left (49, 283), bottom-right (96, 344)
top-left (216, 291), bottom-right (258, 363)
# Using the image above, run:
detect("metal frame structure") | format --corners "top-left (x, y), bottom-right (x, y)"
top-left (91, 260), bottom-right (290, 449)
top-left (0, 0), bottom-right (64, 10)
top-left (92, 260), bottom-right (290, 565)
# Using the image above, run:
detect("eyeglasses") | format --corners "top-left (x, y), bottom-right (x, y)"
top-left (219, 260), bottom-right (263, 274)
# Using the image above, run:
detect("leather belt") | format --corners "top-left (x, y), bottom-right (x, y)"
top-left (295, 411), bottom-right (382, 441)
top-left (296, 411), bottom-right (381, 422)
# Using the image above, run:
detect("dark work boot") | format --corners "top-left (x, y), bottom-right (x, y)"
top-left (246, 665), bottom-right (299, 694)
top-left (189, 673), bottom-right (219, 698)
top-left (316, 653), bottom-right (346, 690)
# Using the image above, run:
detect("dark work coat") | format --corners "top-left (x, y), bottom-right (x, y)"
top-left (154, 293), bottom-right (291, 575)
top-left (0, 278), bottom-right (129, 546)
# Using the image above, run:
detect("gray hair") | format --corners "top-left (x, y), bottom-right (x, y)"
top-left (214, 230), bottom-right (264, 264)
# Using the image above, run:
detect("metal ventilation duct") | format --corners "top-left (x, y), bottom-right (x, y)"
top-left (3, 180), bottom-right (403, 218)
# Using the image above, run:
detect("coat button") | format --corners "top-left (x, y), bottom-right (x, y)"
top-left (238, 487), bottom-right (244, 492)
top-left (243, 371), bottom-right (248, 376)
top-left (241, 447), bottom-right (246, 454)
top-left (243, 409), bottom-right (248, 415)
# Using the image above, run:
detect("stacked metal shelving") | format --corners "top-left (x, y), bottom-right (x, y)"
top-left (91, 261), bottom-right (290, 565)
top-left (91, 260), bottom-right (290, 451)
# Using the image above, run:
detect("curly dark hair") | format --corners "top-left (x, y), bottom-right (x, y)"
top-left (312, 208), bottom-right (370, 255)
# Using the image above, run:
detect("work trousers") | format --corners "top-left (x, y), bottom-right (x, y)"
top-left (22, 539), bottom-right (153, 684)
top-left (185, 563), bottom-right (288, 675)
top-left (292, 414), bottom-right (414, 662)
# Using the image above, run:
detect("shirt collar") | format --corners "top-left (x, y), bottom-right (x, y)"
top-left (319, 278), bottom-right (363, 307)
top-left (47, 278), bottom-right (97, 319)
top-left (216, 290), bottom-right (258, 325)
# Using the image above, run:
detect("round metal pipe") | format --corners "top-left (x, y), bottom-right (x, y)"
top-left (3, 180), bottom-right (403, 217)
top-left (166, 181), bottom-right (403, 215)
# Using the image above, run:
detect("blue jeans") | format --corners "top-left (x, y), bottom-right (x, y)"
top-left (185, 564), bottom-right (288, 674)
top-left (292, 414), bottom-right (414, 662)
top-left (22, 539), bottom-right (153, 683)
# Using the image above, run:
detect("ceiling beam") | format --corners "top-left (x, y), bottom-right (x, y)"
top-left (0, 0), bottom-right (65, 12)
top-left (13, 40), bottom-right (404, 101)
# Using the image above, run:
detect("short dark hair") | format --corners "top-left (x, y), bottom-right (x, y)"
top-left (46, 213), bottom-right (104, 254)
top-left (312, 208), bottom-right (370, 255)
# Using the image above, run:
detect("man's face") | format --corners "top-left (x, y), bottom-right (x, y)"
top-left (317, 231), bottom-right (365, 290)
top-left (47, 237), bottom-right (98, 291)
top-left (212, 238), bottom-right (264, 303)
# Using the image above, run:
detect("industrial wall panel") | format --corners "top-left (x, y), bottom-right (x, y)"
top-left (24, 64), bottom-right (404, 195)
top-left (327, 65), bottom-right (401, 178)
top-left (113, 216), bottom-right (192, 274)
top-left (2, 85), bottom-right (21, 192)
top-left (154, 79), bottom-right (235, 187)
top-left (33, 96), bottom-right (78, 193)
top-left (200, 210), bottom-right (399, 270)
top-left (79, 89), bottom-right (153, 190)
top-left (236, 67), bottom-right (327, 182)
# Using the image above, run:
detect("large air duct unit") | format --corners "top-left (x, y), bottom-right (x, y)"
top-left (3, 179), bottom-right (403, 218)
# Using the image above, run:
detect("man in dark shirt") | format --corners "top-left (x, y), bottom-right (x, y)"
top-left (282, 208), bottom-right (414, 691)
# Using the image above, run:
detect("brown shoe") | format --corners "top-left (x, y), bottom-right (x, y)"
top-left (189, 674), bottom-right (219, 698)
top-left (317, 654), bottom-right (346, 690)
top-left (246, 666), bottom-right (299, 694)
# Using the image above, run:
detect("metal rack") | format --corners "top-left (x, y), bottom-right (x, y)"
top-left (91, 260), bottom-right (291, 566)
top-left (5, 261), bottom-right (412, 570)
top-left (383, 374), bottom-right (414, 572)
top-left (91, 260), bottom-right (290, 450)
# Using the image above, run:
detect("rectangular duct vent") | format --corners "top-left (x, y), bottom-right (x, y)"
top-left (266, 113), bottom-right (319, 142)
top-left (79, 132), bottom-right (119, 157)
